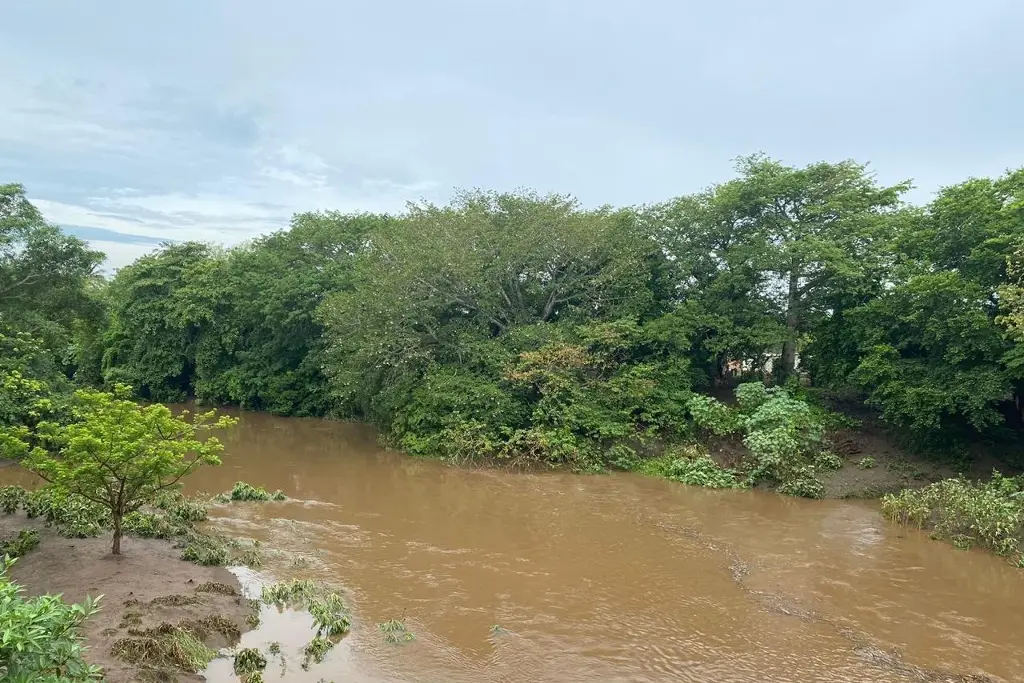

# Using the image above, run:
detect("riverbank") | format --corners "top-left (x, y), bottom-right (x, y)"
top-left (1, 517), bottom-right (256, 683)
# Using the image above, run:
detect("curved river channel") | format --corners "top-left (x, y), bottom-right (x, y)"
top-left (173, 411), bottom-right (1023, 682)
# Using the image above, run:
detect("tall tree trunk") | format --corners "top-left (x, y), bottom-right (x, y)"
top-left (112, 512), bottom-right (122, 555)
top-left (779, 265), bottom-right (800, 381)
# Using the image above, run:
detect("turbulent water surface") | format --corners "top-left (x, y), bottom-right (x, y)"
top-left (109, 410), bottom-right (1024, 681)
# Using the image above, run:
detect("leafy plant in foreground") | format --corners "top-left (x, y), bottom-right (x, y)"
top-left (0, 556), bottom-right (103, 682)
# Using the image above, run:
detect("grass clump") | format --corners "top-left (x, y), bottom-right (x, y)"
top-left (378, 618), bottom-right (414, 644)
top-left (195, 581), bottom-right (237, 596)
top-left (857, 456), bottom-right (877, 469)
top-left (111, 627), bottom-right (217, 673)
top-left (220, 481), bottom-right (287, 502)
top-left (0, 529), bottom-right (40, 558)
top-left (881, 471), bottom-right (1024, 565)
top-left (150, 594), bottom-right (201, 607)
top-left (233, 647), bottom-right (268, 676)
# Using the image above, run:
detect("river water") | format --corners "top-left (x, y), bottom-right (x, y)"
top-left (32, 405), bottom-right (1014, 682)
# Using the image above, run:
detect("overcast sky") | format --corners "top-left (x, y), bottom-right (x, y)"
top-left (2, 0), bottom-right (1021, 268)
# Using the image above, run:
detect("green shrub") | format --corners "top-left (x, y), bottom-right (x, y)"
top-left (308, 593), bottom-right (350, 637)
top-left (687, 395), bottom-right (740, 435)
top-left (857, 456), bottom-right (877, 469)
top-left (0, 485), bottom-right (27, 515)
top-left (640, 446), bottom-right (741, 489)
top-left (24, 488), bottom-right (110, 538)
top-left (0, 529), bottom-right (40, 558)
top-left (0, 556), bottom-right (103, 682)
top-left (122, 511), bottom-right (179, 539)
top-left (180, 536), bottom-right (230, 566)
top-left (881, 472), bottom-right (1024, 564)
top-left (813, 452), bottom-right (843, 471)
top-left (154, 492), bottom-right (208, 523)
top-left (224, 481), bottom-right (287, 502)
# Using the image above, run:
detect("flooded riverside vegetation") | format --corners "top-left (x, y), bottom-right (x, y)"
top-left (4, 160), bottom-right (1024, 681)
top-left (189, 411), bottom-right (1024, 683)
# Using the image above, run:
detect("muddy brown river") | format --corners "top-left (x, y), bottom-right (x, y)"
top-left (94, 409), bottom-right (1024, 680)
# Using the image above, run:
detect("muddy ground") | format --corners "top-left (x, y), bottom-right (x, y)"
top-left (2, 516), bottom-right (255, 683)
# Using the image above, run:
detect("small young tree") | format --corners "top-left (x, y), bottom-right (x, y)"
top-left (4, 385), bottom-right (236, 555)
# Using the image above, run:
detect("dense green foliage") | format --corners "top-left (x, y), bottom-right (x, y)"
top-left (0, 557), bottom-right (102, 683)
top-left (4, 159), bottom-right (1024, 508)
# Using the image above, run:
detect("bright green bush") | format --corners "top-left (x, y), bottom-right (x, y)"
top-left (0, 557), bottom-right (103, 682)
top-left (881, 472), bottom-right (1024, 564)
top-left (683, 383), bottom-right (833, 497)
top-left (221, 481), bottom-right (287, 502)
top-left (639, 446), bottom-right (741, 489)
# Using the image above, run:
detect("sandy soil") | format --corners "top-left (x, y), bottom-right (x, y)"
top-left (2, 516), bottom-right (255, 683)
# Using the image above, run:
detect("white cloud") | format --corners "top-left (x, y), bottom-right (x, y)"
top-left (2, 0), bottom-right (1022, 271)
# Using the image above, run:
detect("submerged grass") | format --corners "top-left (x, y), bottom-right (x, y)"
top-left (881, 471), bottom-right (1024, 566)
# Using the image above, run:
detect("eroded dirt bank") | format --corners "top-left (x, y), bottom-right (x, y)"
top-left (3, 517), bottom-right (255, 683)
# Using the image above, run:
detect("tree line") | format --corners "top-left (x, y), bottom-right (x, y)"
top-left (4, 155), bottom-right (1024, 475)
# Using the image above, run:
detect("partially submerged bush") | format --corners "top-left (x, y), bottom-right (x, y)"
top-left (302, 636), bottom-right (333, 669)
top-left (379, 619), bottom-right (414, 644)
top-left (0, 556), bottom-right (102, 682)
top-left (220, 481), bottom-right (287, 502)
top-left (233, 647), bottom-right (268, 677)
top-left (123, 511), bottom-right (181, 539)
top-left (881, 472), bottom-right (1024, 565)
top-left (179, 532), bottom-right (263, 568)
top-left (261, 579), bottom-right (350, 669)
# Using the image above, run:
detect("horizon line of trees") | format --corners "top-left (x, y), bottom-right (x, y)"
top-left (4, 153), bottom-right (1024, 470)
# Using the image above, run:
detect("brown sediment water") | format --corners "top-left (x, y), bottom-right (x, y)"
top-left (10, 407), bottom-right (1024, 682)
